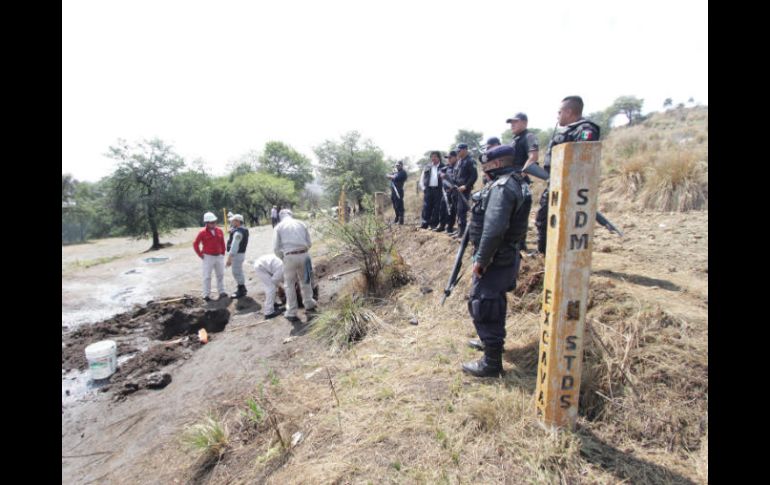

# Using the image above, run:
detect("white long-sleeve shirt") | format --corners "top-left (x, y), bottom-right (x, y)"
top-left (273, 216), bottom-right (312, 259)
top-left (254, 254), bottom-right (284, 275)
top-left (228, 231), bottom-right (243, 256)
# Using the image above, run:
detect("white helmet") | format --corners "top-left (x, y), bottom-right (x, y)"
top-left (228, 214), bottom-right (244, 223)
top-left (203, 212), bottom-right (217, 222)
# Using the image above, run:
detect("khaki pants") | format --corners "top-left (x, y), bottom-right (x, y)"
top-left (282, 253), bottom-right (316, 317)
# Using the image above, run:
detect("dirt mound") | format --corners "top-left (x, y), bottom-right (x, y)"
top-left (107, 341), bottom-right (202, 400)
top-left (62, 295), bottom-right (232, 400)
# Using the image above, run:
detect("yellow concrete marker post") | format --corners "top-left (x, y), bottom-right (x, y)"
top-left (534, 141), bottom-right (602, 430)
top-left (338, 188), bottom-right (346, 224)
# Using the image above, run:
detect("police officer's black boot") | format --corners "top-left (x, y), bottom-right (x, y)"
top-left (462, 344), bottom-right (503, 377)
top-left (231, 284), bottom-right (247, 299)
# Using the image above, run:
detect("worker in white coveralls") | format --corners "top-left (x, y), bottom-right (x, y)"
top-left (253, 254), bottom-right (285, 319)
top-left (272, 209), bottom-right (317, 321)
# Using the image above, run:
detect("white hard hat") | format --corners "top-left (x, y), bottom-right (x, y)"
top-left (228, 214), bottom-right (244, 222)
top-left (203, 212), bottom-right (217, 222)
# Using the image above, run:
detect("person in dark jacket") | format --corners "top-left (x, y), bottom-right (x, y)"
top-left (420, 151), bottom-right (445, 229)
top-left (386, 160), bottom-right (407, 224)
top-left (453, 143), bottom-right (478, 237)
top-left (534, 96), bottom-right (600, 254)
top-left (462, 145), bottom-right (532, 377)
top-left (437, 150), bottom-right (459, 234)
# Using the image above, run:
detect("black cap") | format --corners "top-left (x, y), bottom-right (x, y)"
top-left (447, 150), bottom-right (457, 157)
top-left (486, 145), bottom-right (515, 161)
top-left (505, 112), bottom-right (528, 123)
top-left (456, 143), bottom-right (469, 150)
top-left (486, 137), bottom-right (501, 146)
top-left (396, 160), bottom-right (403, 166)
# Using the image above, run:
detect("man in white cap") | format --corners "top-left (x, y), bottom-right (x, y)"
top-left (193, 211), bottom-right (227, 301)
top-left (226, 213), bottom-right (249, 298)
top-left (253, 254), bottom-right (285, 319)
top-left (272, 209), bottom-right (317, 321)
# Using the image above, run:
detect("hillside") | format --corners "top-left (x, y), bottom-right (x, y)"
top-left (62, 107), bottom-right (708, 484)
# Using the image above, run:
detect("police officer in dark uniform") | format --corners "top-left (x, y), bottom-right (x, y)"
top-left (535, 96), bottom-right (600, 254)
top-left (454, 143), bottom-right (478, 237)
top-left (386, 160), bottom-right (407, 224)
top-left (462, 145), bottom-right (532, 377)
top-left (439, 150), bottom-right (459, 234)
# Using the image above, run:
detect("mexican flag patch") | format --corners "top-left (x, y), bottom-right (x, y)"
top-left (581, 131), bottom-right (593, 140)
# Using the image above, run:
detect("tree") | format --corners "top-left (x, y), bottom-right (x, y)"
top-left (314, 131), bottom-right (389, 212)
top-left (227, 162), bottom-right (255, 182)
top-left (62, 178), bottom-right (116, 243)
top-left (587, 110), bottom-right (612, 137)
top-left (454, 129), bottom-right (484, 152)
top-left (608, 95), bottom-right (644, 125)
top-left (258, 141), bottom-right (314, 191)
top-left (232, 172), bottom-right (297, 225)
top-left (62, 173), bottom-right (76, 204)
top-left (663, 98), bottom-right (673, 108)
top-left (209, 176), bottom-right (237, 215)
top-left (106, 138), bottom-right (207, 250)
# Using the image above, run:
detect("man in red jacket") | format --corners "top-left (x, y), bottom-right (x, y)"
top-left (193, 211), bottom-right (228, 301)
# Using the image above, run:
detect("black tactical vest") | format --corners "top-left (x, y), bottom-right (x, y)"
top-left (469, 172), bottom-right (532, 267)
top-left (543, 120), bottom-right (601, 168)
top-left (226, 226), bottom-right (249, 253)
top-left (511, 130), bottom-right (531, 170)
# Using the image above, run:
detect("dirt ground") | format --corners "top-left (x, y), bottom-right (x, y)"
top-left (61, 208), bottom-right (707, 484)
top-left (61, 224), bottom-right (359, 484)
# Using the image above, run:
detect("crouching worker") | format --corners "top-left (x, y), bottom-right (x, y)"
top-left (254, 254), bottom-right (285, 319)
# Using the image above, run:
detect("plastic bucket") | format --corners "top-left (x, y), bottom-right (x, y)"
top-left (85, 340), bottom-right (117, 380)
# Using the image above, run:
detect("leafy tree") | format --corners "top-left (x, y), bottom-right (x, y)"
top-left (62, 174), bottom-right (76, 203)
top-left (227, 162), bottom-right (255, 182)
top-left (663, 98), bottom-right (673, 108)
top-left (608, 95), bottom-right (644, 125)
top-left (314, 131), bottom-right (389, 212)
top-left (454, 129), bottom-right (484, 153)
top-left (587, 110), bottom-right (612, 137)
top-left (258, 141), bottom-right (314, 191)
top-left (106, 138), bottom-right (207, 250)
top-left (209, 176), bottom-right (237, 215)
top-left (62, 178), bottom-right (116, 243)
top-left (232, 172), bottom-right (297, 225)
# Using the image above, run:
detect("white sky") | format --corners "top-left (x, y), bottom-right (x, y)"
top-left (62, 0), bottom-right (708, 182)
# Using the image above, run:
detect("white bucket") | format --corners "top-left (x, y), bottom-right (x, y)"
top-left (85, 340), bottom-right (117, 380)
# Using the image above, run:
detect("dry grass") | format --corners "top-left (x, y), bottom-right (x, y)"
top-left (641, 152), bottom-right (708, 211)
top-left (601, 106), bottom-right (708, 212)
top-left (170, 225), bottom-right (706, 484)
top-left (309, 295), bottom-right (394, 352)
top-left (165, 121), bottom-right (707, 482)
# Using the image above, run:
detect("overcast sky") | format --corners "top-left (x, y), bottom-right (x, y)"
top-left (62, 0), bottom-right (708, 182)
